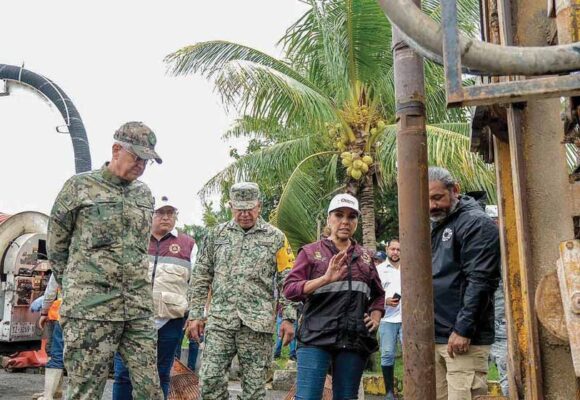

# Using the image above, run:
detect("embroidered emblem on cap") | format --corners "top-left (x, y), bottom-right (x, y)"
top-left (148, 132), bottom-right (157, 146)
top-left (169, 244), bottom-right (181, 254)
top-left (442, 228), bottom-right (453, 242)
top-left (314, 251), bottom-right (323, 260)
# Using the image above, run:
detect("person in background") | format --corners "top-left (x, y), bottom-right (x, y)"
top-left (113, 195), bottom-right (197, 399)
top-left (376, 238), bottom-right (402, 400)
top-left (429, 167), bottom-right (500, 400)
top-left (34, 273), bottom-right (64, 400)
top-left (283, 193), bottom-right (385, 399)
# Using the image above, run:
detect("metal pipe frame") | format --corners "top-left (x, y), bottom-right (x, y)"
top-left (393, 2), bottom-right (436, 396)
top-left (439, 0), bottom-right (580, 107)
top-left (377, 0), bottom-right (580, 76)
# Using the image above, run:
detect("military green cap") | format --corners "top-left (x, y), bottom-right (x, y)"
top-left (230, 182), bottom-right (261, 210)
top-left (114, 121), bottom-right (162, 164)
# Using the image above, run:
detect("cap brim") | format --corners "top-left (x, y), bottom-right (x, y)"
top-left (131, 144), bottom-right (163, 164)
top-left (231, 200), bottom-right (259, 210)
top-left (155, 204), bottom-right (177, 212)
top-left (328, 205), bottom-right (360, 215)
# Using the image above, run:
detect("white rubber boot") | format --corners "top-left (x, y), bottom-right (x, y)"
top-left (37, 368), bottom-right (63, 400)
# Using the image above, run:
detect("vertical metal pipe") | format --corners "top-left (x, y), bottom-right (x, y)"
top-left (392, 12), bottom-right (436, 399)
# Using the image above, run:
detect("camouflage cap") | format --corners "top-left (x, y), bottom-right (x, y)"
top-left (230, 182), bottom-right (261, 210)
top-left (114, 121), bottom-right (162, 164)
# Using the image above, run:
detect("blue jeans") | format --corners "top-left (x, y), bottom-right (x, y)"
top-left (273, 315), bottom-right (297, 358)
top-left (46, 321), bottom-right (64, 369)
top-left (295, 346), bottom-right (367, 400)
top-left (113, 317), bottom-right (185, 400)
top-left (379, 321), bottom-right (402, 367)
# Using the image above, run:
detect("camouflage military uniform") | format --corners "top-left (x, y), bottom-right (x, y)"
top-left (47, 122), bottom-right (163, 400)
top-left (189, 183), bottom-right (295, 400)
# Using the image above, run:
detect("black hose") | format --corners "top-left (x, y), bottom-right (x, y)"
top-left (0, 64), bottom-right (91, 173)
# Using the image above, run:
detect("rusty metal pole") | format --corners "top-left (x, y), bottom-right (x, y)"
top-left (392, 10), bottom-right (436, 400)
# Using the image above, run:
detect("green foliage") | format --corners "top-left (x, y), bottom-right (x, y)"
top-left (166, 0), bottom-right (493, 249)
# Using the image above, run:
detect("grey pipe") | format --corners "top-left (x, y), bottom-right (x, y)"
top-left (378, 0), bottom-right (580, 76)
top-left (0, 64), bottom-right (91, 173)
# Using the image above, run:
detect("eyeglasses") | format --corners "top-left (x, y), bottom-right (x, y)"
top-left (154, 210), bottom-right (178, 217)
top-left (122, 147), bottom-right (154, 166)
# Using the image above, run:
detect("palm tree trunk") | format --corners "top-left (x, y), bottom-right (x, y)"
top-left (359, 179), bottom-right (376, 249)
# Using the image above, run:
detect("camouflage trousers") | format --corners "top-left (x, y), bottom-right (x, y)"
top-left (60, 316), bottom-right (163, 400)
top-left (200, 324), bottom-right (272, 400)
top-left (490, 338), bottom-right (509, 396)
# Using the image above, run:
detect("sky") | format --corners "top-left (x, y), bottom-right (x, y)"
top-left (1, 0), bottom-right (309, 227)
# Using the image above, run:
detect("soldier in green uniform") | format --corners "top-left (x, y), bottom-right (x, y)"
top-left (47, 121), bottom-right (164, 400)
top-left (186, 182), bottom-right (296, 400)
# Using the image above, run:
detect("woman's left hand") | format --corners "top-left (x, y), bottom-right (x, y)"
top-left (364, 312), bottom-right (380, 333)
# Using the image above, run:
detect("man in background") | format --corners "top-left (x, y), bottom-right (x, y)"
top-left (376, 239), bottom-right (402, 400)
top-left (113, 195), bottom-right (196, 399)
top-left (429, 166), bottom-right (500, 400)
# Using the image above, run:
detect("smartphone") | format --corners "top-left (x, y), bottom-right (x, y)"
top-left (392, 293), bottom-right (401, 301)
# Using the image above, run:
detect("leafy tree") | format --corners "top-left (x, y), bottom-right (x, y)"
top-left (166, 0), bottom-right (493, 251)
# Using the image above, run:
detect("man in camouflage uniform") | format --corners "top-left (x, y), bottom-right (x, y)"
top-left (186, 182), bottom-right (296, 400)
top-left (47, 121), bottom-right (164, 400)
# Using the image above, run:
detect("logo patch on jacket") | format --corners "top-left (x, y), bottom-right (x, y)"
top-left (169, 244), bottom-right (181, 254)
top-left (442, 228), bottom-right (453, 242)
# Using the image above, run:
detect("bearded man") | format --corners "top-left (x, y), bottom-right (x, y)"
top-left (428, 166), bottom-right (500, 400)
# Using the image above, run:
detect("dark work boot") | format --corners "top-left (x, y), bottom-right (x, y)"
top-left (382, 365), bottom-right (396, 400)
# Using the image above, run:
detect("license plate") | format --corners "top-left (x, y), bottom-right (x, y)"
top-left (10, 322), bottom-right (35, 338)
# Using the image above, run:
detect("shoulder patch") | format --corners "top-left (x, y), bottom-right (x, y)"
top-left (442, 228), bottom-right (453, 242)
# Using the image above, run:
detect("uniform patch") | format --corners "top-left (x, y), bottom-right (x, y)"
top-left (314, 251), bottom-right (323, 260)
top-left (442, 228), bottom-right (453, 242)
top-left (361, 252), bottom-right (371, 264)
top-left (169, 244), bottom-right (181, 254)
top-left (148, 131), bottom-right (157, 146)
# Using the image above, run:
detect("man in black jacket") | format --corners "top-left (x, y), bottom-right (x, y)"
top-left (428, 167), bottom-right (500, 400)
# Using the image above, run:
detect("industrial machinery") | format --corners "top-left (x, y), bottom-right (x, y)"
top-left (377, 0), bottom-right (580, 398)
top-left (0, 211), bottom-right (50, 355)
top-left (0, 64), bottom-right (91, 369)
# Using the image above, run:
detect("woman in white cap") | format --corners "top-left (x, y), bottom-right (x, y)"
top-left (283, 193), bottom-right (385, 399)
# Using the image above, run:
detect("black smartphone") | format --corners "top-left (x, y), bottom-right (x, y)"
top-left (392, 292), bottom-right (401, 301)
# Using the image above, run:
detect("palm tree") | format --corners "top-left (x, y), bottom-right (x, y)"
top-left (165, 0), bottom-right (493, 250)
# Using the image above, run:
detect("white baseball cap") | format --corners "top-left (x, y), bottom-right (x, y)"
top-left (328, 193), bottom-right (360, 215)
top-left (154, 195), bottom-right (178, 211)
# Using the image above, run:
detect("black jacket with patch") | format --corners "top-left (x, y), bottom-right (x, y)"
top-left (431, 196), bottom-right (500, 345)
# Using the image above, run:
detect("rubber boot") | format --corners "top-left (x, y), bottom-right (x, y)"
top-left (382, 365), bottom-right (396, 400)
top-left (38, 368), bottom-right (64, 400)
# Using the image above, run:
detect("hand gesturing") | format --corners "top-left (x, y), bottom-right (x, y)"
top-left (324, 250), bottom-right (348, 283)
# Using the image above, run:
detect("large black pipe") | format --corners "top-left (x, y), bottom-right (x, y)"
top-left (0, 64), bottom-right (91, 173)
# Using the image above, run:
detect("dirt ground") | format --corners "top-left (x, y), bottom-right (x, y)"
top-left (0, 369), bottom-right (384, 400)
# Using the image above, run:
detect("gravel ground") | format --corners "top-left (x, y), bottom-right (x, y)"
top-left (0, 369), bottom-right (383, 400)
